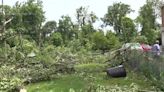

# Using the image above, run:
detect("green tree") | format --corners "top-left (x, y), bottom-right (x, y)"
top-left (19, 0), bottom-right (45, 43)
top-left (10, 2), bottom-right (24, 32)
top-left (136, 1), bottom-right (159, 44)
top-left (132, 35), bottom-right (148, 44)
top-left (102, 2), bottom-right (132, 36)
top-left (121, 17), bottom-right (136, 42)
top-left (42, 21), bottom-right (57, 43)
top-left (92, 31), bottom-right (108, 52)
top-left (146, 0), bottom-right (164, 17)
top-left (76, 6), bottom-right (98, 27)
top-left (0, 5), bottom-right (13, 34)
top-left (106, 31), bottom-right (120, 49)
top-left (81, 24), bottom-right (95, 38)
top-left (57, 15), bottom-right (75, 44)
top-left (76, 7), bottom-right (98, 45)
top-left (50, 32), bottom-right (63, 46)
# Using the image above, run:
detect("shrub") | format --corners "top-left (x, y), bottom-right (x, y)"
top-left (50, 32), bottom-right (63, 46)
top-left (92, 32), bottom-right (109, 51)
top-left (6, 36), bottom-right (19, 47)
top-left (67, 39), bottom-right (85, 52)
top-left (106, 31), bottom-right (121, 49)
top-left (119, 50), bottom-right (164, 91)
top-left (0, 77), bottom-right (23, 92)
top-left (132, 35), bottom-right (148, 44)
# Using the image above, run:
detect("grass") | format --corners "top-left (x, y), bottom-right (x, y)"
top-left (26, 74), bottom-right (87, 92)
top-left (26, 71), bottom-right (156, 92)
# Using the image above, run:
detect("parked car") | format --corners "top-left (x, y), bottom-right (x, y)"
top-left (121, 43), bottom-right (152, 52)
top-left (141, 44), bottom-right (152, 52)
top-left (121, 43), bottom-right (143, 51)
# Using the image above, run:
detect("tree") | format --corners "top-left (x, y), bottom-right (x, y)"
top-left (81, 24), bottom-right (95, 38)
top-left (19, 0), bottom-right (45, 43)
top-left (42, 21), bottom-right (57, 41)
top-left (50, 32), bottom-right (63, 46)
top-left (106, 31), bottom-right (120, 49)
top-left (76, 6), bottom-right (98, 27)
top-left (132, 35), bottom-right (148, 44)
top-left (75, 6), bottom-right (98, 45)
top-left (57, 15), bottom-right (75, 44)
top-left (102, 2), bottom-right (132, 36)
top-left (92, 31), bottom-right (108, 52)
top-left (92, 31), bottom-right (120, 53)
top-left (0, 5), bottom-right (13, 34)
top-left (146, 0), bottom-right (164, 17)
top-left (121, 17), bottom-right (136, 42)
top-left (136, 1), bottom-right (159, 44)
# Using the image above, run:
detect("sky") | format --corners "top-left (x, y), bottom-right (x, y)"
top-left (3, 0), bottom-right (146, 28)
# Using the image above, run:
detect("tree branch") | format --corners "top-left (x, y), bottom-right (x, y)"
top-left (4, 17), bottom-right (14, 25)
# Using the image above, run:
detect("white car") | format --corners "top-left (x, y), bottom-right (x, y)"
top-left (121, 43), bottom-right (143, 51)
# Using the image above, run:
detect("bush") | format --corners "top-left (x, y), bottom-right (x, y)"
top-left (132, 35), bottom-right (148, 44)
top-left (92, 31), bottom-right (120, 51)
top-left (0, 65), bottom-right (23, 91)
top-left (0, 77), bottom-right (22, 92)
top-left (106, 31), bottom-right (121, 49)
top-left (0, 44), bottom-right (109, 91)
top-left (50, 32), bottom-right (63, 46)
top-left (67, 39), bottom-right (85, 52)
top-left (6, 36), bottom-right (19, 47)
top-left (119, 50), bottom-right (164, 91)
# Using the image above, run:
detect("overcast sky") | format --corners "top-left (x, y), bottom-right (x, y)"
top-left (3, 0), bottom-right (146, 28)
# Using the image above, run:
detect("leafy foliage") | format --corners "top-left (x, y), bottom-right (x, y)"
top-left (106, 31), bottom-right (121, 49)
top-left (0, 0), bottom-right (163, 91)
top-left (121, 17), bottom-right (136, 42)
top-left (114, 50), bottom-right (164, 91)
top-left (0, 77), bottom-right (22, 92)
top-left (137, 1), bottom-right (159, 44)
top-left (57, 16), bottom-right (75, 44)
top-left (50, 32), bottom-right (63, 46)
top-left (132, 35), bottom-right (148, 44)
top-left (76, 6), bottom-right (98, 27)
top-left (102, 2), bottom-right (132, 36)
top-left (92, 31), bottom-right (109, 51)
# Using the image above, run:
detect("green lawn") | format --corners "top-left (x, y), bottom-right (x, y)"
top-left (26, 74), bottom-right (87, 92)
top-left (26, 72), bottom-right (156, 92)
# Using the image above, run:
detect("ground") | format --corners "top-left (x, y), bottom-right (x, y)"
top-left (26, 72), bottom-right (156, 92)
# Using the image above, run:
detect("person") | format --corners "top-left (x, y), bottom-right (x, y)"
top-left (152, 40), bottom-right (161, 57)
